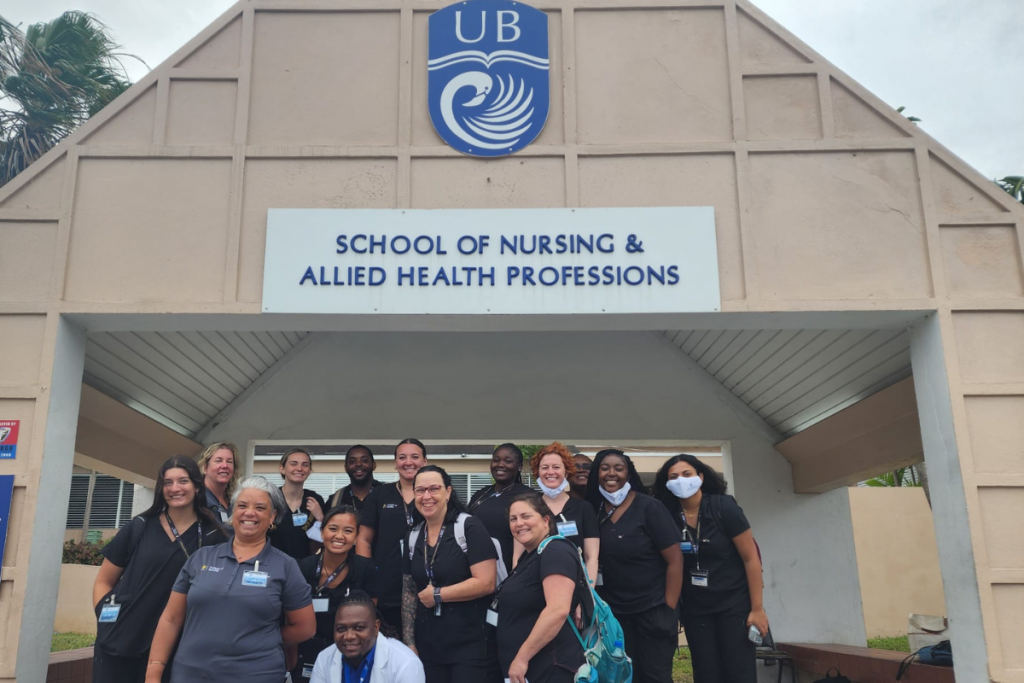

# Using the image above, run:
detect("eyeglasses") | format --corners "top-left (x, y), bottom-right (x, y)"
top-left (576, 464), bottom-right (592, 472)
top-left (414, 485), bottom-right (444, 496)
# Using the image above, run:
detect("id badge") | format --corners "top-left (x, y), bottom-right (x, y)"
top-left (301, 663), bottom-right (314, 678)
top-left (691, 570), bottom-right (709, 588)
top-left (292, 512), bottom-right (308, 526)
top-left (98, 603), bottom-right (121, 623)
top-left (312, 598), bottom-right (330, 613)
top-left (219, 510), bottom-right (229, 523)
top-left (242, 570), bottom-right (269, 587)
top-left (595, 571), bottom-right (604, 586)
top-left (680, 541), bottom-right (696, 554)
top-left (556, 520), bottom-right (579, 537)
top-left (486, 609), bottom-right (499, 627)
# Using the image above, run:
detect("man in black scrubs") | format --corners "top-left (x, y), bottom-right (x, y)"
top-left (569, 454), bottom-right (591, 499)
top-left (327, 445), bottom-right (383, 511)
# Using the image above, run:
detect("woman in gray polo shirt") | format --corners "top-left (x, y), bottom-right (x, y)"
top-left (144, 476), bottom-right (316, 683)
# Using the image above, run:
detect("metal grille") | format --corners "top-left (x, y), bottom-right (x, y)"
top-left (66, 474), bottom-right (134, 529)
top-left (66, 474), bottom-right (90, 528)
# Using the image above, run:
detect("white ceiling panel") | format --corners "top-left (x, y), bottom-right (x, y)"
top-left (84, 331), bottom-right (310, 438)
top-left (665, 328), bottom-right (912, 437)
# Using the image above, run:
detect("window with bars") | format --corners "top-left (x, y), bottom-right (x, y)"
top-left (65, 473), bottom-right (135, 529)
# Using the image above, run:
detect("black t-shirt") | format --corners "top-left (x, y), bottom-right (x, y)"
top-left (270, 488), bottom-right (327, 561)
top-left (294, 553), bottom-right (378, 673)
top-left (96, 514), bottom-right (228, 656)
top-left (468, 482), bottom-right (533, 573)
top-left (596, 493), bottom-right (680, 614)
top-left (496, 538), bottom-right (586, 681)
top-left (360, 483), bottom-right (422, 608)
top-left (325, 479), bottom-right (384, 512)
top-left (677, 494), bottom-right (752, 616)
top-left (551, 496), bottom-right (599, 552)
top-left (401, 515), bottom-right (498, 666)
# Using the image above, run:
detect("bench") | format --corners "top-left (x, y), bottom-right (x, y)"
top-left (778, 643), bottom-right (955, 683)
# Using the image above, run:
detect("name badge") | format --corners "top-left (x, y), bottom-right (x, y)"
top-left (242, 570), bottom-right (269, 587)
top-left (486, 609), bottom-right (499, 627)
top-left (680, 541), bottom-right (696, 554)
top-left (292, 512), bottom-right (308, 526)
top-left (595, 571), bottom-right (604, 587)
top-left (691, 570), bottom-right (709, 588)
top-left (98, 603), bottom-right (121, 623)
top-left (301, 663), bottom-right (314, 678)
top-left (219, 510), bottom-right (229, 523)
top-left (556, 520), bottom-right (579, 537)
top-left (312, 598), bottom-right (330, 613)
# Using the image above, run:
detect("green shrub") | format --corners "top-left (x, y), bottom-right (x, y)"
top-left (51, 632), bottom-right (95, 653)
top-left (61, 539), bottom-right (105, 566)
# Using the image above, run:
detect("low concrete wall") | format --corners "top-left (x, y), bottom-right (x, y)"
top-left (849, 486), bottom-right (947, 637)
top-left (54, 565), bottom-right (98, 635)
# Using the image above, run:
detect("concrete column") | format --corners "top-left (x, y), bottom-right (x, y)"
top-left (132, 484), bottom-right (155, 517)
top-left (15, 318), bottom-right (86, 683)
top-left (909, 313), bottom-right (988, 682)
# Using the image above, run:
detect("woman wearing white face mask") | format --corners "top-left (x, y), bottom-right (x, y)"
top-left (652, 455), bottom-right (766, 683)
top-left (529, 443), bottom-right (599, 582)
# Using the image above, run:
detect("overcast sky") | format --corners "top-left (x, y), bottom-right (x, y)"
top-left (4, 0), bottom-right (1022, 179)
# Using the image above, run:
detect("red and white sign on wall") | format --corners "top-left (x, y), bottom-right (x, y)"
top-left (0, 421), bottom-right (19, 460)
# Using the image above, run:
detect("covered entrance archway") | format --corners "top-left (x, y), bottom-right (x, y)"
top-left (1, 0), bottom-right (1022, 680)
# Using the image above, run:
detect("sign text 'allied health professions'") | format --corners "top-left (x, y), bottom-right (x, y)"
top-left (262, 207), bottom-right (720, 315)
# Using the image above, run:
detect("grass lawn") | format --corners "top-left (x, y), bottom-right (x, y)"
top-left (868, 635), bottom-right (910, 652)
top-left (51, 632), bottom-right (95, 653)
top-left (673, 646), bottom-right (694, 683)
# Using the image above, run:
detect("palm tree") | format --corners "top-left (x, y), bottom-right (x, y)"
top-left (0, 11), bottom-right (135, 187)
top-left (996, 176), bottom-right (1024, 204)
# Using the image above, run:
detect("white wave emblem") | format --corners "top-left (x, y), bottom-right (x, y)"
top-left (440, 72), bottom-right (535, 151)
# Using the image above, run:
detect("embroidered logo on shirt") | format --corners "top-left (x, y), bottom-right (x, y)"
top-left (202, 565), bottom-right (223, 572)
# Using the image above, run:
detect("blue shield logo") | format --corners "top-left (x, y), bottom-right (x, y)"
top-left (428, 0), bottom-right (549, 157)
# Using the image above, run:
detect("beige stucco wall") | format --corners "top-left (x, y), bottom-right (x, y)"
top-left (849, 487), bottom-right (947, 638)
top-left (0, 0), bottom-right (1022, 679)
top-left (53, 565), bottom-right (99, 636)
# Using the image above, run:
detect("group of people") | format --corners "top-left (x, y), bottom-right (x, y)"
top-left (90, 439), bottom-right (768, 683)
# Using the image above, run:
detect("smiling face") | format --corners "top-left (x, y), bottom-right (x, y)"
top-left (394, 443), bottom-right (427, 483)
top-left (162, 467), bottom-right (196, 511)
top-left (322, 512), bottom-right (358, 557)
top-left (203, 448), bottom-right (235, 489)
top-left (231, 488), bottom-right (275, 541)
top-left (280, 451), bottom-right (312, 485)
top-left (491, 447), bottom-right (520, 486)
top-left (598, 454), bottom-right (629, 493)
top-left (509, 500), bottom-right (551, 551)
top-left (572, 455), bottom-right (591, 488)
top-left (668, 460), bottom-right (702, 482)
top-left (334, 603), bottom-right (379, 661)
top-left (413, 471), bottom-right (449, 522)
top-left (538, 453), bottom-right (567, 489)
top-left (345, 448), bottom-right (375, 486)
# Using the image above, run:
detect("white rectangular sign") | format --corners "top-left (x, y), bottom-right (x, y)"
top-left (262, 207), bottom-right (720, 315)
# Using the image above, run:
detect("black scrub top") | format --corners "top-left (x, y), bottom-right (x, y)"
top-left (401, 515), bottom-right (498, 667)
top-left (596, 493), bottom-right (680, 614)
top-left (551, 496), bottom-right (599, 552)
top-left (96, 514), bottom-right (228, 657)
top-left (469, 482), bottom-right (533, 573)
top-left (360, 483), bottom-right (422, 608)
top-left (677, 494), bottom-right (752, 617)
top-left (294, 553), bottom-right (378, 676)
top-left (326, 479), bottom-right (384, 512)
top-left (496, 538), bottom-right (585, 682)
top-left (269, 488), bottom-right (326, 560)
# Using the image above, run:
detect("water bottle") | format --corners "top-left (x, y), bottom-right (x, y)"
top-left (608, 639), bottom-right (627, 683)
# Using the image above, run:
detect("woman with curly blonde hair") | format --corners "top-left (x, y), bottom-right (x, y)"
top-left (198, 442), bottom-right (241, 522)
top-left (529, 442), bottom-right (599, 582)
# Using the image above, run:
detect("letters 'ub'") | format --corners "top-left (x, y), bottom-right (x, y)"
top-left (428, 0), bottom-right (550, 158)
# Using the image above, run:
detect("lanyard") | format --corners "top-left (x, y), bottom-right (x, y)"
top-left (166, 513), bottom-right (201, 559)
top-left (396, 483), bottom-right (414, 527)
top-left (470, 485), bottom-right (506, 511)
top-left (423, 525), bottom-right (447, 584)
top-left (316, 556), bottom-right (348, 597)
top-left (342, 652), bottom-right (373, 683)
top-left (599, 503), bottom-right (618, 525)
top-left (681, 511), bottom-right (701, 570)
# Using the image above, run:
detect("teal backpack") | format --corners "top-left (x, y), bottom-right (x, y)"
top-left (538, 535), bottom-right (633, 683)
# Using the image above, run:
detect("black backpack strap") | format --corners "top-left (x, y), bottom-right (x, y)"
top-left (124, 515), bottom-right (146, 566)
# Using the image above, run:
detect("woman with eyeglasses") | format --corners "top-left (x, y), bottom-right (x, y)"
top-left (270, 448), bottom-right (327, 560)
top-left (401, 465), bottom-right (499, 683)
top-left (357, 438), bottom-right (427, 640)
top-left (585, 449), bottom-right (683, 683)
top-left (468, 443), bottom-right (533, 573)
top-left (530, 442), bottom-right (599, 582)
top-left (291, 505), bottom-right (378, 681)
top-left (92, 455), bottom-right (228, 682)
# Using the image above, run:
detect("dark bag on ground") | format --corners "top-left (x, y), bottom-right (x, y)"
top-left (813, 669), bottom-right (851, 683)
top-left (897, 640), bottom-right (953, 680)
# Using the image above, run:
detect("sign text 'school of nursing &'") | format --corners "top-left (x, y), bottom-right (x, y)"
top-left (262, 208), bottom-right (720, 315)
